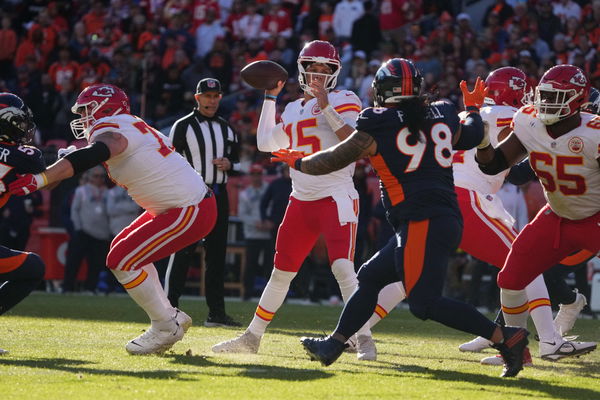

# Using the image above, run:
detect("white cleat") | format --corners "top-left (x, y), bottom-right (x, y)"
top-left (0, 348), bottom-right (8, 355)
top-left (459, 336), bottom-right (493, 352)
top-left (554, 292), bottom-right (587, 336)
top-left (540, 337), bottom-right (597, 361)
top-left (345, 336), bottom-right (357, 353)
top-left (125, 309), bottom-right (191, 355)
top-left (356, 335), bottom-right (377, 361)
top-left (480, 347), bottom-right (533, 367)
top-left (212, 330), bottom-right (261, 354)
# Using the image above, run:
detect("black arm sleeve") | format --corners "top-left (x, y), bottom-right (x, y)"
top-left (454, 112), bottom-right (484, 150)
top-left (506, 158), bottom-right (536, 185)
top-left (476, 147), bottom-right (510, 175)
top-left (63, 141), bottom-right (111, 175)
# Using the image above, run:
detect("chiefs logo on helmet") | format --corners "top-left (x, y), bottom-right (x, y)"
top-left (91, 86), bottom-right (117, 97)
top-left (569, 71), bottom-right (587, 87)
top-left (508, 77), bottom-right (526, 91)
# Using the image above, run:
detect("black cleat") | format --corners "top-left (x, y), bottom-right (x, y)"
top-left (300, 336), bottom-right (346, 366)
top-left (492, 326), bottom-right (529, 378)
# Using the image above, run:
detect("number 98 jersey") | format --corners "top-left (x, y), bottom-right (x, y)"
top-left (88, 114), bottom-right (207, 215)
top-left (357, 101), bottom-right (461, 221)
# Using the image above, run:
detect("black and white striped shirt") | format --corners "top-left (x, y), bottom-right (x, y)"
top-left (169, 110), bottom-right (240, 185)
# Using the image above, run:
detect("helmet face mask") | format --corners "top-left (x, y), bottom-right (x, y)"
top-left (533, 64), bottom-right (589, 125)
top-left (70, 84), bottom-right (130, 139)
top-left (0, 93), bottom-right (36, 144)
top-left (297, 41), bottom-right (341, 96)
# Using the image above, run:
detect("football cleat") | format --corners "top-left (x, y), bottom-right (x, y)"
top-left (540, 338), bottom-right (597, 361)
top-left (300, 336), bottom-right (346, 366)
top-left (0, 348), bottom-right (8, 355)
top-left (554, 292), bottom-right (587, 336)
top-left (345, 336), bottom-right (357, 353)
top-left (491, 326), bottom-right (529, 378)
top-left (125, 309), bottom-right (191, 355)
top-left (211, 330), bottom-right (261, 354)
top-left (459, 336), bottom-right (493, 352)
top-left (204, 313), bottom-right (242, 328)
top-left (356, 335), bottom-right (377, 361)
top-left (480, 347), bottom-right (533, 367)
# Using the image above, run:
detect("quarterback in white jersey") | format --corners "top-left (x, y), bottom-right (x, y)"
top-left (476, 65), bottom-right (598, 360)
top-left (9, 84), bottom-right (217, 356)
top-left (212, 40), bottom-right (376, 360)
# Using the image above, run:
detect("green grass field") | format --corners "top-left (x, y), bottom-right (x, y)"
top-left (1, 293), bottom-right (599, 400)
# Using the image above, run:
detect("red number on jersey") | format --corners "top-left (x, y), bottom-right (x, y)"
top-left (530, 152), bottom-right (586, 195)
top-left (284, 118), bottom-right (321, 155)
top-left (133, 121), bottom-right (173, 157)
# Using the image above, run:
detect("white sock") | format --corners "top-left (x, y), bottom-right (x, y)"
top-left (525, 274), bottom-right (556, 342)
top-left (112, 263), bottom-right (175, 324)
top-left (331, 258), bottom-right (372, 337)
top-left (501, 288), bottom-right (529, 327)
top-left (368, 282), bottom-right (406, 328)
top-left (247, 268), bottom-right (296, 337)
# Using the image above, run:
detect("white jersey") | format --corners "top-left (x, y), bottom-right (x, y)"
top-left (454, 105), bottom-right (517, 195)
top-left (513, 106), bottom-right (600, 220)
top-left (281, 89), bottom-right (362, 202)
top-left (88, 114), bottom-right (207, 215)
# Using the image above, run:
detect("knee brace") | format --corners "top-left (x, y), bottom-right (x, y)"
top-left (331, 259), bottom-right (357, 286)
top-left (268, 268), bottom-right (297, 291)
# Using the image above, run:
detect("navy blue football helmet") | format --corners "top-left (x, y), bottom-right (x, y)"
top-left (0, 93), bottom-right (36, 144)
top-left (372, 58), bottom-right (424, 107)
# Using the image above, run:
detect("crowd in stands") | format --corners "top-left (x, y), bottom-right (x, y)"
top-left (1, 0), bottom-right (598, 303)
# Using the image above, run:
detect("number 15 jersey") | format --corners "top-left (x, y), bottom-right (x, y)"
top-left (513, 106), bottom-right (600, 220)
top-left (88, 114), bottom-right (207, 215)
top-left (357, 101), bottom-right (461, 221)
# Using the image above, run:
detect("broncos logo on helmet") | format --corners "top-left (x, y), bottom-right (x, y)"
top-left (0, 93), bottom-right (36, 144)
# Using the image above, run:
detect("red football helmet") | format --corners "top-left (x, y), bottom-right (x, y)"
top-left (534, 64), bottom-right (590, 125)
top-left (484, 67), bottom-right (527, 107)
top-left (297, 40), bottom-right (341, 96)
top-left (70, 84), bottom-right (130, 139)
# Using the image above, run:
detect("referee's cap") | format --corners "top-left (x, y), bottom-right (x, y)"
top-left (196, 78), bottom-right (222, 94)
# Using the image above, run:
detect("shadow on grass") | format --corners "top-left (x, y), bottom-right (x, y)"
top-left (0, 355), bottom-right (332, 382)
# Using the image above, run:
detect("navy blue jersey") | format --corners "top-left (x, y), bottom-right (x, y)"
top-left (0, 142), bottom-right (45, 207)
top-left (357, 101), bottom-right (461, 222)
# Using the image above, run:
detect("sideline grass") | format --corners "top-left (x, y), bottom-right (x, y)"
top-left (1, 293), bottom-right (599, 400)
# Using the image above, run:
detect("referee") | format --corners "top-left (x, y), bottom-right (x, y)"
top-left (165, 78), bottom-right (241, 327)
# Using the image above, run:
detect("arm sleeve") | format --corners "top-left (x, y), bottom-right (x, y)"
top-left (506, 158), bottom-right (536, 185)
top-left (256, 100), bottom-right (290, 152)
top-left (454, 112), bottom-right (484, 150)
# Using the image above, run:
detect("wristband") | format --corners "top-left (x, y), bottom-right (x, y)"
top-left (38, 172), bottom-right (48, 187)
top-left (322, 104), bottom-right (346, 132)
top-left (265, 94), bottom-right (277, 101)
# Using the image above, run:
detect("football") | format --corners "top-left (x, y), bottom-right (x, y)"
top-left (241, 60), bottom-right (288, 90)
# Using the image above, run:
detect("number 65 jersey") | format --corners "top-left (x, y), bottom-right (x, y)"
top-left (88, 114), bottom-right (207, 215)
top-left (357, 101), bottom-right (461, 221)
top-left (512, 106), bottom-right (600, 220)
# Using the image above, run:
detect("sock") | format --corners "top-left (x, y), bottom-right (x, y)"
top-left (368, 282), bottom-right (406, 328)
top-left (525, 274), bottom-right (555, 342)
top-left (501, 288), bottom-right (529, 327)
top-left (112, 263), bottom-right (175, 324)
top-left (331, 259), bottom-right (372, 337)
top-left (247, 268), bottom-right (296, 337)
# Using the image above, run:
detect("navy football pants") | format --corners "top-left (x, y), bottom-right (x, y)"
top-left (0, 245), bottom-right (45, 314)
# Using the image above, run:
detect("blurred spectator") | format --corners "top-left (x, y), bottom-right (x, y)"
top-left (62, 166), bottom-right (111, 294)
top-left (0, 16), bottom-right (17, 79)
top-left (318, 2), bottom-right (334, 41)
top-left (26, 73), bottom-right (60, 141)
top-left (482, 0), bottom-right (514, 27)
top-left (48, 47), bottom-right (79, 91)
top-left (260, 165), bottom-right (292, 242)
top-left (260, 3), bottom-right (292, 46)
top-left (333, 0), bottom-right (364, 42)
top-left (83, 1), bottom-right (107, 36)
top-left (238, 3), bottom-right (263, 41)
top-left (76, 48), bottom-right (111, 90)
top-left (15, 27), bottom-right (48, 70)
top-left (238, 164), bottom-right (272, 300)
top-left (350, 1), bottom-right (382, 58)
top-left (536, 0), bottom-right (562, 46)
top-left (415, 44), bottom-right (443, 82)
top-left (195, 9), bottom-right (225, 59)
top-left (553, 0), bottom-right (582, 25)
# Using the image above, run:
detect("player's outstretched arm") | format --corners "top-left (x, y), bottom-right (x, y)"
top-left (256, 81), bottom-right (290, 152)
top-left (272, 130), bottom-right (376, 175)
top-left (475, 131), bottom-right (527, 175)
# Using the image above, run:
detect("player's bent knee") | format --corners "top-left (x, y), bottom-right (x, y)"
top-left (111, 268), bottom-right (139, 284)
top-left (24, 253), bottom-right (45, 280)
top-left (331, 259), bottom-right (356, 282)
top-left (407, 300), bottom-right (432, 321)
top-left (497, 270), bottom-right (526, 291)
top-left (268, 267), bottom-right (297, 288)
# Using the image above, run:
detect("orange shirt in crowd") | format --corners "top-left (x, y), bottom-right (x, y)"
top-left (83, 11), bottom-right (106, 35)
top-left (48, 60), bottom-right (80, 91)
top-left (0, 27), bottom-right (17, 61)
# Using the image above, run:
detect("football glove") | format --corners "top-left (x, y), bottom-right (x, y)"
top-left (8, 173), bottom-right (47, 195)
top-left (460, 77), bottom-right (488, 109)
top-left (270, 149), bottom-right (305, 169)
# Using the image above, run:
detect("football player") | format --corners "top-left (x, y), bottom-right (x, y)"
top-left (9, 84), bottom-right (217, 355)
top-left (0, 93), bottom-right (46, 355)
top-left (212, 40), bottom-right (378, 360)
top-left (476, 64), bottom-right (599, 360)
top-left (276, 58), bottom-right (529, 377)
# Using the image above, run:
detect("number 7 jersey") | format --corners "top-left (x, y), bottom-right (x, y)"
top-left (88, 114), bottom-right (207, 215)
top-left (512, 106), bottom-right (600, 220)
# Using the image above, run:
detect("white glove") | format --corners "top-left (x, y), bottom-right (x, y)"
top-left (58, 145), bottom-right (77, 159)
